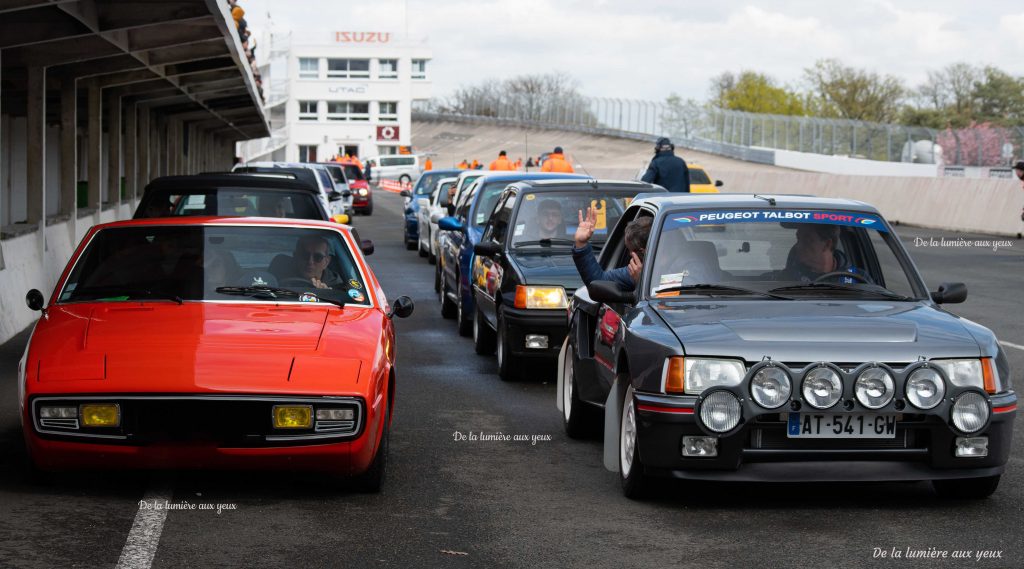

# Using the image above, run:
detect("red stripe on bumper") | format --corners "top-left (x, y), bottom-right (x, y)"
top-left (993, 403), bottom-right (1017, 414)
top-left (637, 404), bottom-right (694, 415)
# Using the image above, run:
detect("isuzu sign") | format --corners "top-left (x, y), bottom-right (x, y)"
top-left (335, 32), bottom-right (392, 43)
top-left (377, 126), bottom-right (400, 141)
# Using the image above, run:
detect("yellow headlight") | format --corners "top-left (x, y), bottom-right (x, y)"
top-left (515, 285), bottom-right (568, 309)
top-left (273, 405), bottom-right (312, 429)
top-left (80, 404), bottom-right (120, 427)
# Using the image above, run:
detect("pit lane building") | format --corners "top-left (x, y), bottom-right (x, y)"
top-left (0, 0), bottom-right (269, 345)
top-left (238, 31), bottom-right (432, 163)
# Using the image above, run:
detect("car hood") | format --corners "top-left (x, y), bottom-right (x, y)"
top-left (28, 303), bottom-right (379, 395)
top-left (511, 252), bottom-right (584, 291)
top-left (651, 299), bottom-right (983, 363)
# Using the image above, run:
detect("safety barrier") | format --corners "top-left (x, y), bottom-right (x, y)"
top-left (377, 180), bottom-right (413, 194)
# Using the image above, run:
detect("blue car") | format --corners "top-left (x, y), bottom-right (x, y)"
top-left (402, 169), bottom-right (461, 250)
top-left (436, 172), bottom-right (586, 336)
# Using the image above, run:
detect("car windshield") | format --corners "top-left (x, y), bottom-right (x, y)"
top-left (324, 166), bottom-right (347, 185)
top-left (510, 191), bottom-right (632, 249)
top-left (690, 169), bottom-right (711, 184)
top-left (648, 208), bottom-right (923, 300)
top-left (137, 190), bottom-right (323, 220)
top-left (414, 172), bottom-right (451, 195)
top-left (342, 165), bottom-right (364, 181)
top-left (59, 225), bottom-right (371, 306)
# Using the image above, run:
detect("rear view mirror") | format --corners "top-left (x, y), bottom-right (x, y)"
top-left (400, 190), bottom-right (412, 198)
top-left (328, 191), bottom-right (344, 202)
top-left (26, 289), bottom-right (45, 311)
top-left (390, 296), bottom-right (414, 319)
top-left (360, 239), bottom-right (375, 256)
top-left (930, 282), bottom-right (967, 304)
top-left (332, 214), bottom-right (350, 225)
top-left (473, 241), bottom-right (502, 257)
top-left (342, 190), bottom-right (352, 198)
top-left (714, 180), bottom-right (724, 187)
top-left (437, 216), bottom-right (463, 232)
top-left (588, 281), bottom-right (635, 305)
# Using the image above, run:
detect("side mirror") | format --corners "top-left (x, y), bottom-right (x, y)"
top-left (26, 289), bottom-right (45, 311)
top-left (328, 191), bottom-right (343, 202)
top-left (332, 213), bottom-right (350, 225)
top-left (430, 212), bottom-right (444, 224)
top-left (437, 216), bottom-right (463, 232)
top-left (931, 282), bottom-right (967, 304)
top-left (390, 295), bottom-right (414, 319)
top-left (588, 280), bottom-right (636, 305)
top-left (360, 239), bottom-right (375, 256)
top-left (714, 180), bottom-right (724, 187)
top-left (473, 241), bottom-right (502, 257)
top-left (400, 190), bottom-right (412, 198)
top-left (342, 189), bottom-right (352, 198)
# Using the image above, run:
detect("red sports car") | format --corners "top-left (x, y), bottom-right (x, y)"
top-left (19, 217), bottom-right (412, 491)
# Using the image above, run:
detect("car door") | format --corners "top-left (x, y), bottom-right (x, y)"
top-left (473, 190), bottom-right (516, 328)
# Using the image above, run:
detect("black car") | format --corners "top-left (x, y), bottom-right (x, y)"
top-left (135, 173), bottom-right (337, 220)
top-left (469, 180), bottom-right (664, 380)
top-left (557, 193), bottom-right (1016, 499)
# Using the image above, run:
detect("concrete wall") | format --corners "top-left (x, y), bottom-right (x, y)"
top-left (772, 148), bottom-right (941, 177)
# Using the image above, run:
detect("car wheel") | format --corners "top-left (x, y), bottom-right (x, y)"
top-left (353, 403), bottom-right (389, 493)
top-left (405, 238), bottom-right (416, 251)
top-left (440, 273), bottom-right (457, 319)
top-left (563, 343), bottom-right (598, 439)
top-left (456, 282), bottom-right (472, 337)
top-left (364, 203), bottom-right (373, 216)
top-left (399, 174), bottom-right (411, 185)
top-left (434, 262), bottom-right (442, 293)
top-left (932, 475), bottom-right (1000, 499)
top-left (473, 307), bottom-right (497, 355)
top-left (496, 307), bottom-right (518, 381)
top-left (620, 385), bottom-right (650, 499)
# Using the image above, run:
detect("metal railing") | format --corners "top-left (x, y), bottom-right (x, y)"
top-left (413, 97), bottom-right (1024, 167)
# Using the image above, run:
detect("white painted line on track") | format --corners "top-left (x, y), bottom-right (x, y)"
top-left (1000, 341), bottom-right (1024, 352)
top-left (116, 481), bottom-right (173, 569)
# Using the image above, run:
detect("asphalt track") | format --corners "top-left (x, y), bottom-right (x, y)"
top-left (0, 190), bottom-right (1022, 569)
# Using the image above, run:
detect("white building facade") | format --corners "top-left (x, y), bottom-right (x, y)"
top-left (242, 31), bottom-right (432, 163)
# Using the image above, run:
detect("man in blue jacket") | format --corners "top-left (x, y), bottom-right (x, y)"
top-left (641, 137), bottom-right (690, 193)
top-left (571, 206), bottom-right (650, 290)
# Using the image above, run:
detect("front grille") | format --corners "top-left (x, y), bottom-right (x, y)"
top-left (748, 422), bottom-right (927, 451)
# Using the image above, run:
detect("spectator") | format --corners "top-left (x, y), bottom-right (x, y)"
top-left (525, 157), bottom-right (535, 169)
top-left (541, 146), bottom-right (574, 173)
top-left (1014, 160), bottom-right (1024, 221)
top-left (641, 137), bottom-right (690, 193)
top-left (458, 159), bottom-right (469, 169)
top-left (515, 157), bottom-right (523, 169)
top-left (229, 1), bottom-right (244, 27)
top-left (471, 159), bottom-right (480, 169)
top-left (424, 157), bottom-right (433, 171)
top-left (489, 151), bottom-right (515, 171)
top-left (364, 160), bottom-right (374, 184)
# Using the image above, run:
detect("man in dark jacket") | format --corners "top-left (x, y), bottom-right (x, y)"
top-left (641, 137), bottom-right (690, 193)
top-left (571, 205), bottom-right (649, 290)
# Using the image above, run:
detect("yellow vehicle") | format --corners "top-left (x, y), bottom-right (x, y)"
top-left (687, 163), bottom-right (723, 193)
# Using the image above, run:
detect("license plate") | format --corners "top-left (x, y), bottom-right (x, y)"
top-left (787, 413), bottom-right (897, 438)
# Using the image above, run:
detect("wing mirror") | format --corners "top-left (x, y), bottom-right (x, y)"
top-left (714, 180), bottom-right (724, 187)
top-left (437, 216), bottom-right (464, 232)
top-left (588, 281), bottom-right (636, 305)
top-left (342, 189), bottom-right (352, 198)
top-left (328, 191), bottom-right (344, 202)
top-left (360, 239), bottom-right (375, 256)
top-left (26, 289), bottom-right (45, 311)
top-left (399, 189), bottom-right (412, 198)
top-left (332, 213), bottom-right (350, 225)
top-left (389, 295), bottom-right (414, 319)
top-left (430, 212), bottom-right (445, 224)
top-left (930, 282), bottom-right (967, 304)
top-left (473, 241), bottom-right (502, 257)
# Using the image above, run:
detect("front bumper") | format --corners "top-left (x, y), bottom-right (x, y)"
top-left (404, 213), bottom-right (418, 242)
top-left (632, 391), bottom-right (1016, 482)
top-left (502, 306), bottom-right (567, 360)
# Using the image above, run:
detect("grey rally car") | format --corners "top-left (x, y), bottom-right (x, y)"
top-left (556, 193), bottom-right (1016, 499)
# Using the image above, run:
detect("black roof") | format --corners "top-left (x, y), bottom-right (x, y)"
top-left (143, 173), bottom-right (322, 194)
top-left (511, 179), bottom-right (666, 193)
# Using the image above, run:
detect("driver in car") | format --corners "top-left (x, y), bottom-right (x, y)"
top-left (291, 235), bottom-right (343, 289)
top-left (785, 224), bottom-right (866, 284)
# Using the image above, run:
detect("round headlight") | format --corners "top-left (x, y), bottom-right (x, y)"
top-left (951, 392), bottom-right (988, 433)
top-left (855, 367), bottom-right (895, 409)
top-left (802, 367), bottom-right (842, 409)
top-left (906, 368), bottom-right (945, 410)
top-left (751, 366), bottom-right (791, 409)
top-left (699, 391), bottom-right (742, 433)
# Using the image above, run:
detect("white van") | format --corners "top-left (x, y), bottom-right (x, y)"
top-left (364, 154), bottom-right (424, 185)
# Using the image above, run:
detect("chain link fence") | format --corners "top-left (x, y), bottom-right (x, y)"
top-left (413, 97), bottom-right (1024, 168)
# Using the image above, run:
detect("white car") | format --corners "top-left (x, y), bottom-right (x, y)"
top-left (363, 154), bottom-right (426, 185)
top-left (417, 177), bottom-right (457, 263)
top-left (450, 170), bottom-right (486, 209)
top-left (234, 161), bottom-right (354, 219)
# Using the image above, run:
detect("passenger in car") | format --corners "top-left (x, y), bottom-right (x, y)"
top-left (572, 205), bottom-right (650, 290)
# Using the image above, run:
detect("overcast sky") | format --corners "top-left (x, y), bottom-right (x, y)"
top-left (239, 0), bottom-right (1024, 102)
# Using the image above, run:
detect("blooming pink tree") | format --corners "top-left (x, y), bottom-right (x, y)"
top-left (937, 122), bottom-right (1016, 166)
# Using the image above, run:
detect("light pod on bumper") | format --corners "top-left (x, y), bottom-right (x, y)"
top-left (79, 403), bottom-right (120, 427)
top-left (698, 391), bottom-right (742, 433)
top-left (951, 392), bottom-right (989, 434)
top-left (906, 367), bottom-right (945, 410)
top-left (855, 366), bottom-right (895, 409)
top-left (750, 366), bottom-right (791, 409)
top-left (273, 405), bottom-right (313, 429)
top-left (802, 366), bottom-right (842, 409)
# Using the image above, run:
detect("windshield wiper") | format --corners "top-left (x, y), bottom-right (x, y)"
top-left (215, 285), bottom-right (347, 308)
top-left (514, 238), bottom-right (576, 248)
top-left (75, 288), bottom-right (184, 304)
top-left (768, 283), bottom-right (914, 300)
top-left (653, 284), bottom-right (792, 300)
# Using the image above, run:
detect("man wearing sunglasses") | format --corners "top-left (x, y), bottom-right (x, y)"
top-left (291, 235), bottom-right (342, 289)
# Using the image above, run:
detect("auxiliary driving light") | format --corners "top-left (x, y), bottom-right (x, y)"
top-left (802, 367), bottom-right (842, 409)
top-left (954, 436), bottom-right (989, 457)
top-left (316, 408), bottom-right (355, 421)
top-left (682, 436), bottom-right (718, 457)
top-left (273, 405), bottom-right (313, 429)
top-left (750, 366), bottom-right (791, 409)
top-left (906, 368), bottom-right (945, 410)
top-left (951, 392), bottom-right (989, 434)
top-left (699, 391), bottom-right (741, 433)
top-left (79, 404), bottom-right (120, 427)
top-left (524, 334), bottom-right (549, 349)
top-left (39, 406), bottom-right (77, 419)
top-left (855, 367), bottom-right (895, 409)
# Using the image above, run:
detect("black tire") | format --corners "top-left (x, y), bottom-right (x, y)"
top-left (434, 263), bottom-right (442, 293)
top-left (399, 174), bottom-right (411, 185)
top-left (563, 343), bottom-right (599, 439)
top-left (496, 307), bottom-right (518, 381)
top-left (427, 248), bottom-right (436, 265)
top-left (418, 241), bottom-right (428, 257)
top-left (456, 282), bottom-right (472, 337)
top-left (405, 239), bottom-right (416, 251)
top-left (440, 273), bottom-right (457, 319)
top-left (619, 384), bottom-right (650, 499)
top-left (473, 307), bottom-right (496, 355)
top-left (353, 404), bottom-right (389, 493)
top-left (932, 475), bottom-right (1000, 499)
top-left (364, 203), bottom-right (373, 216)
